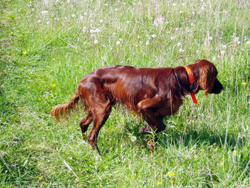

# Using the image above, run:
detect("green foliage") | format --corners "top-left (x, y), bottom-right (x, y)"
top-left (1, 0), bottom-right (249, 186)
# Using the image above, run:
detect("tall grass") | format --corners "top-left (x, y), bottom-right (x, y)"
top-left (1, 0), bottom-right (249, 187)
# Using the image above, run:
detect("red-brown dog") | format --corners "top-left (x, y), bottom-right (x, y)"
top-left (51, 59), bottom-right (223, 154)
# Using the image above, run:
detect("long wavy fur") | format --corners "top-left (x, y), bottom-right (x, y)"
top-left (51, 90), bottom-right (80, 121)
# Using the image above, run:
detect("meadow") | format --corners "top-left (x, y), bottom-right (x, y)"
top-left (1, 0), bottom-right (250, 187)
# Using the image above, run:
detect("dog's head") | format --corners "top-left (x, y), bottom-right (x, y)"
top-left (191, 59), bottom-right (223, 95)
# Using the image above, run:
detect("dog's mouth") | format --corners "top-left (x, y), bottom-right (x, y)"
top-left (210, 79), bottom-right (224, 94)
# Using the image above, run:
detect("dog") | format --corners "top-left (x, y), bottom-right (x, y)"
top-left (51, 59), bottom-right (223, 154)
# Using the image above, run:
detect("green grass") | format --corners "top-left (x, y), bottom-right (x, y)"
top-left (1, 0), bottom-right (250, 187)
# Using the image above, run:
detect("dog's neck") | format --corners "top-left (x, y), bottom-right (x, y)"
top-left (184, 66), bottom-right (198, 104)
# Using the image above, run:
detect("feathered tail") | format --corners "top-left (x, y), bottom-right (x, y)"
top-left (51, 90), bottom-right (80, 121)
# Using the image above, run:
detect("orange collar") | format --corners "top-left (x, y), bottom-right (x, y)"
top-left (184, 66), bottom-right (198, 104)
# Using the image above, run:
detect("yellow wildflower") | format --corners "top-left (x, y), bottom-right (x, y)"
top-left (53, 84), bottom-right (56, 87)
top-left (38, 124), bottom-right (40, 127)
top-left (242, 82), bottom-right (247, 86)
top-left (21, 107), bottom-right (24, 109)
top-left (233, 150), bottom-right (236, 155)
top-left (217, 146), bottom-right (220, 149)
top-left (157, 182), bottom-right (162, 185)
top-left (23, 51), bottom-right (27, 55)
top-left (12, 54), bottom-right (15, 56)
top-left (18, 107), bottom-right (21, 109)
top-left (172, 180), bottom-right (175, 184)
top-left (168, 172), bottom-right (176, 177)
top-left (52, 58), bottom-right (56, 61)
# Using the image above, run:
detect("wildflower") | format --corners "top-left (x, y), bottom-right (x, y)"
top-left (212, 56), bottom-right (216, 61)
top-left (24, 34), bottom-right (27, 36)
top-left (53, 84), bottom-right (56, 87)
top-left (233, 150), bottom-right (236, 155)
top-left (173, 3), bottom-right (177, 6)
top-left (177, 42), bottom-right (182, 46)
top-left (37, 20), bottom-right (41, 23)
top-left (180, 11), bottom-right (183, 14)
top-left (52, 58), bottom-right (56, 61)
top-left (23, 51), bottom-right (27, 55)
top-left (71, 14), bottom-right (75, 17)
top-left (157, 182), bottom-right (162, 185)
top-left (82, 26), bottom-right (87, 32)
top-left (116, 41), bottom-right (121, 45)
top-left (41, 11), bottom-right (48, 15)
top-left (12, 54), bottom-right (15, 56)
top-left (217, 146), bottom-right (220, 149)
top-left (179, 48), bottom-right (184, 52)
top-left (151, 34), bottom-right (157, 38)
top-left (221, 51), bottom-right (225, 55)
top-left (38, 124), bottom-right (40, 127)
top-left (131, 136), bottom-right (137, 142)
top-left (208, 36), bottom-right (213, 41)
top-left (168, 172), bottom-right (176, 177)
top-left (46, 21), bottom-right (50, 24)
top-left (172, 180), bottom-right (175, 184)
top-left (84, 12), bottom-right (87, 16)
top-left (246, 41), bottom-right (250, 45)
top-left (94, 40), bottom-right (98, 44)
top-left (21, 107), bottom-right (24, 109)
top-left (242, 82), bottom-right (247, 86)
top-left (222, 44), bottom-right (227, 49)
top-left (100, 19), bottom-right (103, 23)
top-left (18, 107), bottom-right (21, 109)
top-left (146, 41), bottom-right (149, 45)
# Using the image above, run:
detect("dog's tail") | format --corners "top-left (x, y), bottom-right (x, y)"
top-left (51, 89), bottom-right (80, 121)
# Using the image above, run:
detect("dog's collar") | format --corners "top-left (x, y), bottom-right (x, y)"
top-left (184, 66), bottom-right (198, 104)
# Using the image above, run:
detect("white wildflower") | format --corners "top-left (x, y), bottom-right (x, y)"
top-left (146, 41), bottom-right (149, 45)
top-left (179, 48), bottom-right (185, 52)
top-left (246, 41), bottom-right (250, 45)
top-left (173, 3), bottom-right (177, 6)
top-left (208, 36), bottom-right (213, 41)
top-left (41, 11), bottom-right (48, 15)
top-left (177, 42), bottom-right (182, 46)
top-left (37, 20), bottom-right (41, 23)
top-left (131, 136), bottom-right (137, 142)
top-left (46, 21), bottom-right (50, 24)
top-left (116, 41), bottom-right (121, 45)
top-left (151, 34), bottom-right (157, 38)
top-left (94, 40), bottom-right (98, 44)
top-left (222, 45), bottom-right (227, 49)
top-left (221, 51), bottom-right (225, 55)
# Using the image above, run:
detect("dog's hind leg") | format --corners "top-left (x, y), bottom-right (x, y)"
top-left (79, 112), bottom-right (93, 136)
top-left (87, 97), bottom-right (112, 155)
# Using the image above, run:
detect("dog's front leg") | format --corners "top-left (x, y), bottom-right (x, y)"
top-left (137, 95), bottom-right (166, 133)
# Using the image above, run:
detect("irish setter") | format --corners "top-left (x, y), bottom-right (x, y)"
top-left (51, 59), bottom-right (223, 154)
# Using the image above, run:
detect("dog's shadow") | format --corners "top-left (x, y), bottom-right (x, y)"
top-left (121, 119), bottom-right (241, 151)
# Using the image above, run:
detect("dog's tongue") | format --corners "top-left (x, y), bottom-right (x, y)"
top-left (191, 92), bottom-right (198, 104)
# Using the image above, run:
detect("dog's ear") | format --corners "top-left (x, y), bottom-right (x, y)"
top-left (198, 63), bottom-right (217, 95)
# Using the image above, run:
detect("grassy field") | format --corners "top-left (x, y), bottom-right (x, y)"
top-left (1, 0), bottom-right (250, 187)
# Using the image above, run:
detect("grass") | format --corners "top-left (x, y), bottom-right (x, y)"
top-left (1, 0), bottom-right (250, 187)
